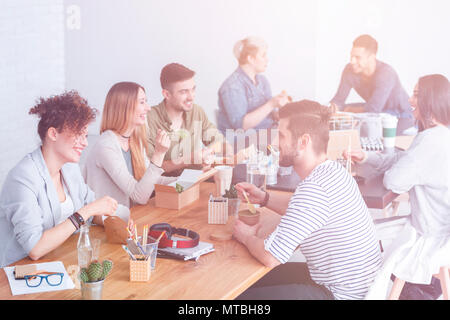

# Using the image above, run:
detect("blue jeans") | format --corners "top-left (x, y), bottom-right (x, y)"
top-left (236, 263), bottom-right (334, 300)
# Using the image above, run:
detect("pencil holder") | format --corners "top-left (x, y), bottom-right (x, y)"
top-left (208, 195), bottom-right (228, 224)
top-left (129, 256), bottom-right (151, 282)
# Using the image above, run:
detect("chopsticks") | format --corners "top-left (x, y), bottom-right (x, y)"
top-left (346, 134), bottom-right (352, 174)
top-left (243, 191), bottom-right (257, 214)
top-left (267, 145), bottom-right (277, 155)
top-left (156, 230), bottom-right (166, 243)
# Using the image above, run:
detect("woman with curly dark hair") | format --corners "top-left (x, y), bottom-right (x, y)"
top-left (0, 91), bottom-right (120, 267)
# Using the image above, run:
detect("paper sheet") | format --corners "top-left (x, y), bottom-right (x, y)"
top-left (3, 261), bottom-right (75, 296)
top-left (168, 169), bottom-right (204, 189)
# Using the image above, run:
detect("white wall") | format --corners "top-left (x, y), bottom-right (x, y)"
top-left (64, 0), bottom-right (318, 134)
top-left (1, 0), bottom-right (449, 187)
top-left (0, 0), bottom-right (65, 186)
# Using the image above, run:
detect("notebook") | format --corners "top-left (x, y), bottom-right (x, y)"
top-left (3, 261), bottom-right (75, 296)
top-left (157, 237), bottom-right (215, 261)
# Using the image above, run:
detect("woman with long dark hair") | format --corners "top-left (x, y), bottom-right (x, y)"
top-left (346, 74), bottom-right (450, 299)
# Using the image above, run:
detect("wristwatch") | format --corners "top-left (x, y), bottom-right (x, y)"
top-left (72, 212), bottom-right (85, 227)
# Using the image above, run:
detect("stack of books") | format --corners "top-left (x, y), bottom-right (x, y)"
top-left (157, 237), bottom-right (215, 261)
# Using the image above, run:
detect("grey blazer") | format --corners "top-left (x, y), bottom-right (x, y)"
top-left (0, 147), bottom-right (95, 267)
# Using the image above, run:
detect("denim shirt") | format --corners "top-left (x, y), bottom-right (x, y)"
top-left (217, 67), bottom-right (274, 133)
top-left (330, 60), bottom-right (413, 119)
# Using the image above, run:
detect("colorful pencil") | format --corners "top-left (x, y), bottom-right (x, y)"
top-left (156, 230), bottom-right (166, 243)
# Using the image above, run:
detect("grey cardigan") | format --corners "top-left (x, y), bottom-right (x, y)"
top-left (0, 147), bottom-right (95, 267)
top-left (83, 130), bottom-right (174, 208)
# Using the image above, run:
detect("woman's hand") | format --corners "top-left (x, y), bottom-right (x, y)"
top-left (343, 149), bottom-right (367, 163)
top-left (154, 129), bottom-right (171, 154)
top-left (78, 196), bottom-right (118, 220)
top-left (234, 182), bottom-right (266, 205)
top-left (151, 129), bottom-right (171, 167)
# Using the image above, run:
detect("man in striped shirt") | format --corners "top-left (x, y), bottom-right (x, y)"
top-left (233, 100), bottom-right (382, 300)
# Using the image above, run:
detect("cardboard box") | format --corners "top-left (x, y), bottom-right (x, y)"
top-left (327, 129), bottom-right (361, 160)
top-left (154, 168), bottom-right (217, 210)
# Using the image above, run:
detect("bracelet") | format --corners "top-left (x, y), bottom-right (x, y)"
top-left (260, 191), bottom-right (270, 208)
top-left (72, 212), bottom-right (85, 227)
top-left (68, 214), bottom-right (80, 230)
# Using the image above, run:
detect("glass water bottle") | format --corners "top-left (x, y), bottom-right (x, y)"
top-left (77, 224), bottom-right (93, 269)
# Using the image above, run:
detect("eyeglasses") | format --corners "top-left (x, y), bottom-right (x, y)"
top-left (24, 272), bottom-right (64, 288)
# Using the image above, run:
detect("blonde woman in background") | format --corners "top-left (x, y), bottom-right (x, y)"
top-left (217, 36), bottom-right (290, 140)
top-left (83, 82), bottom-right (174, 208)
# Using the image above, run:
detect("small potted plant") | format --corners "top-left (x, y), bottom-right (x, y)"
top-left (223, 184), bottom-right (241, 216)
top-left (79, 259), bottom-right (113, 300)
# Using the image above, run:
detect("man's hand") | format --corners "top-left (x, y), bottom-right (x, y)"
top-left (234, 182), bottom-right (266, 205)
top-left (232, 219), bottom-right (261, 245)
top-left (343, 105), bottom-right (365, 113)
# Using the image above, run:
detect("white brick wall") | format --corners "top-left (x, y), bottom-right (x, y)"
top-left (0, 0), bottom-right (65, 187)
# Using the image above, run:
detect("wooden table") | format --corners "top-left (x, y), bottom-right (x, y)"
top-left (232, 163), bottom-right (397, 210)
top-left (0, 182), bottom-right (283, 300)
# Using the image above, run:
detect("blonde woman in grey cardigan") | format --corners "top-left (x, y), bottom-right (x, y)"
top-left (0, 91), bottom-right (118, 267)
top-left (83, 82), bottom-right (174, 208)
top-left (346, 74), bottom-right (450, 299)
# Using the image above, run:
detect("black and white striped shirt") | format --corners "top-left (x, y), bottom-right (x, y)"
top-left (264, 160), bottom-right (382, 299)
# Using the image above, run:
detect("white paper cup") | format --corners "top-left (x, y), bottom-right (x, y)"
top-left (213, 166), bottom-right (233, 196)
top-left (382, 115), bottom-right (398, 148)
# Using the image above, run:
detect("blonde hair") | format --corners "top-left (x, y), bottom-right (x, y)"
top-left (100, 82), bottom-right (148, 180)
top-left (233, 36), bottom-right (267, 65)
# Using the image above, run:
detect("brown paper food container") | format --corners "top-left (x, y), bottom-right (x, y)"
top-left (104, 216), bottom-right (128, 244)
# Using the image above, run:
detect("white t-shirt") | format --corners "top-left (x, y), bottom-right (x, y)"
top-left (57, 181), bottom-right (74, 225)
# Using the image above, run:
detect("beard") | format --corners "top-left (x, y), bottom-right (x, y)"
top-left (279, 146), bottom-right (297, 167)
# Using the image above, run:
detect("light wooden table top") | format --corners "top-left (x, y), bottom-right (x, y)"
top-left (0, 182), bottom-right (284, 300)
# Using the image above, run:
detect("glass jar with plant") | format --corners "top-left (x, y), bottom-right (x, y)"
top-left (223, 184), bottom-right (241, 216)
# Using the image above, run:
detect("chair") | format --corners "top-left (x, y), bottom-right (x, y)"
top-left (382, 193), bottom-right (409, 218)
top-left (388, 266), bottom-right (450, 300)
top-left (373, 215), bottom-right (408, 253)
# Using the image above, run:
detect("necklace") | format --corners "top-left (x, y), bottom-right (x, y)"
top-left (120, 134), bottom-right (131, 139)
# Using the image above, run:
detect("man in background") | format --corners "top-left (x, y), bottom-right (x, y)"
top-left (147, 63), bottom-right (228, 176)
top-left (330, 34), bottom-right (415, 134)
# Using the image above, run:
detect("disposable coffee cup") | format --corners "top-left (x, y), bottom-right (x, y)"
top-left (382, 115), bottom-right (398, 148)
top-left (213, 166), bottom-right (233, 196)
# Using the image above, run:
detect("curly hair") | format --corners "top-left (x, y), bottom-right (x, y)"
top-left (29, 90), bottom-right (97, 141)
